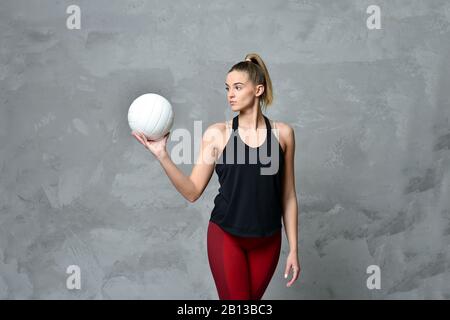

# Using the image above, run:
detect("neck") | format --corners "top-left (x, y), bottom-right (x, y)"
top-left (238, 107), bottom-right (265, 130)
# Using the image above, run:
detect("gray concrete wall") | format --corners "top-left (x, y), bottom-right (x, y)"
top-left (0, 0), bottom-right (449, 299)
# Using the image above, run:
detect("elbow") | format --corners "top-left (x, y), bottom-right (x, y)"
top-left (187, 192), bottom-right (199, 203)
top-left (187, 184), bottom-right (201, 203)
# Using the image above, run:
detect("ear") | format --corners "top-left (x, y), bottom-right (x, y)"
top-left (255, 84), bottom-right (265, 97)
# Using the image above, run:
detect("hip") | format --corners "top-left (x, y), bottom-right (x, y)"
top-left (207, 220), bottom-right (281, 251)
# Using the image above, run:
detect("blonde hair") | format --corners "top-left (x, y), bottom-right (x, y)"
top-left (228, 53), bottom-right (274, 112)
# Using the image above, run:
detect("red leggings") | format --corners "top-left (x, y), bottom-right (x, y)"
top-left (207, 221), bottom-right (282, 300)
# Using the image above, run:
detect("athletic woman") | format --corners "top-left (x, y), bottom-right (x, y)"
top-left (132, 53), bottom-right (300, 300)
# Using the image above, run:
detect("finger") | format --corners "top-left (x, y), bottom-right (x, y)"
top-left (141, 133), bottom-right (152, 148)
top-left (287, 267), bottom-right (299, 287)
top-left (287, 269), bottom-right (295, 286)
top-left (295, 267), bottom-right (301, 281)
top-left (135, 132), bottom-right (149, 148)
top-left (137, 132), bottom-right (149, 145)
top-left (137, 131), bottom-right (146, 140)
top-left (287, 276), bottom-right (295, 287)
top-left (133, 133), bottom-right (145, 145)
top-left (132, 132), bottom-right (143, 144)
top-left (284, 264), bottom-right (291, 279)
top-left (292, 268), bottom-right (299, 282)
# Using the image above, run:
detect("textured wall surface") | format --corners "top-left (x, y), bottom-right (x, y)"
top-left (1, 0), bottom-right (449, 299)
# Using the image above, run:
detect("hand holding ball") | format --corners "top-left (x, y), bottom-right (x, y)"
top-left (128, 93), bottom-right (174, 140)
top-left (129, 93), bottom-right (174, 158)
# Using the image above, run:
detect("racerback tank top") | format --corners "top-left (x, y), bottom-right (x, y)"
top-left (209, 114), bottom-right (285, 237)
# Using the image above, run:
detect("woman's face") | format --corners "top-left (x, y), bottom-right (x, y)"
top-left (225, 71), bottom-right (263, 112)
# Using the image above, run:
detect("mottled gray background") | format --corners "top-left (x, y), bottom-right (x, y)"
top-left (1, 0), bottom-right (449, 299)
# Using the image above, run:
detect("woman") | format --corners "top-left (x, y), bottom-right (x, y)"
top-left (132, 53), bottom-right (300, 300)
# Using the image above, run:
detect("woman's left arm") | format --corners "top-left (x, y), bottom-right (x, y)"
top-left (279, 123), bottom-right (300, 287)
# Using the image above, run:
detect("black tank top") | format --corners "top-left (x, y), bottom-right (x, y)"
top-left (209, 114), bottom-right (285, 237)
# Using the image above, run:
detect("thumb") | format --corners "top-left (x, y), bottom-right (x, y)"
top-left (284, 263), bottom-right (291, 279)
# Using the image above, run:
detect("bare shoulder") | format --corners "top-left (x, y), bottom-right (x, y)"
top-left (271, 120), bottom-right (294, 153)
top-left (203, 120), bottom-right (233, 157)
top-left (277, 121), bottom-right (294, 139)
top-left (204, 122), bottom-right (224, 134)
top-left (205, 120), bottom-right (232, 138)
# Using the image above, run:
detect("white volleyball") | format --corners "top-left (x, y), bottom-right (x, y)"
top-left (128, 93), bottom-right (174, 141)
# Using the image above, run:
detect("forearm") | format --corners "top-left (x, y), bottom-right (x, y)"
top-left (282, 196), bottom-right (299, 254)
top-left (157, 152), bottom-right (197, 202)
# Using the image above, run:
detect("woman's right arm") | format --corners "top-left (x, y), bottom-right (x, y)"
top-left (132, 123), bottom-right (222, 203)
